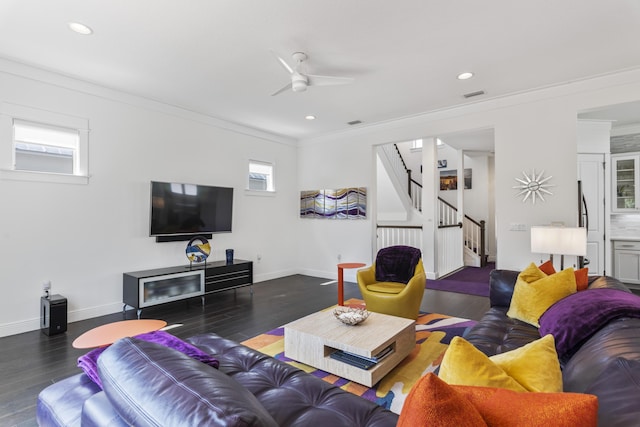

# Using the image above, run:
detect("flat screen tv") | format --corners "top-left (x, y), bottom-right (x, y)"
top-left (149, 181), bottom-right (233, 239)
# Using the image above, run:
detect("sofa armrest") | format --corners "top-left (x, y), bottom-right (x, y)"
top-left (489, 269), bottom-right (520, 308)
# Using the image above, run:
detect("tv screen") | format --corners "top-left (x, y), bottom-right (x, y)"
top-left (149, 181), bottom-right (233, 237)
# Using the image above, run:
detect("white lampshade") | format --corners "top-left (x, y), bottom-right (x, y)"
top-left (531, 226), bottom-right (587, 256)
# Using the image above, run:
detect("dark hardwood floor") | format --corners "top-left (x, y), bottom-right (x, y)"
top-left (0, 274), bottom-right (489, 426)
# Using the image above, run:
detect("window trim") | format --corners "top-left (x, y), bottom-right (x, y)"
top-left (1, 102), bottom-right (89, 184)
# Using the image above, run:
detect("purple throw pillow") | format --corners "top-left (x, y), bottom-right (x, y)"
top-left (77, 330), bottom-right (219, 388)
top-left (539, 289), bottom-right (640, 362)
top-left (374, 245), bottom-right (421, 284)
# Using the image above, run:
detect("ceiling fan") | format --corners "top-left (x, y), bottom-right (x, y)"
top-left (271, 51), bottom-right (354, 96)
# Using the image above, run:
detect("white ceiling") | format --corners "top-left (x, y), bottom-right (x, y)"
top-left (1, 0), bottom-right (640, 143)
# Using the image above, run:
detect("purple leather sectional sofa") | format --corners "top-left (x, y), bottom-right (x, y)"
top-left (465, 270), bottom-right (640, 427)
top-left (37, 270), bottom-right (640, 426)
top-left (36, 331), bottom-right (398, 426)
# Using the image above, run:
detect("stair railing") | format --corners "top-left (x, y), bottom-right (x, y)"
top-left (380, 143), bottom-right (487, 267)
top-left (438, 197), bottom-right (486, 266)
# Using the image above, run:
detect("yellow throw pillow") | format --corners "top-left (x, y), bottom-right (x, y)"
top-left (439, 336), bottom-right (527, 392)
top-left (439, 335), bottom-right (562, 392)
top-left (489, 334), bottom-right (562, 392)
top-left (519, 261), bottom-right (548, 283)
top-left (507, 263), bottom-right (577, 327)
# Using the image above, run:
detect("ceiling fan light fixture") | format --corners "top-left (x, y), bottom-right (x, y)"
top-left (68, 22), bottom-right (93, 35)
top-left (291, 73), bottom-right (308, 92)
top-left (271, 51), bottom-right (353, 96)
top-left (457, 71), bottom-right (474, 80)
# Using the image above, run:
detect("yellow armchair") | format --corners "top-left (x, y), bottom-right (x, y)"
top-left (357, 259), bottom-right (426, 319)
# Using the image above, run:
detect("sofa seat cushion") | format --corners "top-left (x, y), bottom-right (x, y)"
top-left (562, 317), bottom-right (640, 392)
top-left (463, 307), bottom-right (541, 357)
top-left (36, 373), bottom-right (102, 427)
top-left (81, 392), bottom-right (127, 427)
top-left (98, 337), bottom-right (278, 427)
top-left (187, 333), bottom-right (399, 427)
top-left (585, 357), bottom-right (640, 427)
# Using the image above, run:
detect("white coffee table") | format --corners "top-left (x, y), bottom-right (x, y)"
top-left (284, 309), bottom-right (415, 387)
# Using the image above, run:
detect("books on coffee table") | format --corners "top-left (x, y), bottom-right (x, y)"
top-left (329, 344), bottom-right (394, 370)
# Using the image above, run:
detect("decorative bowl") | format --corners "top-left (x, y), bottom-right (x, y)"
top-left (186, 236), bottom-right (211, 263)
top-left (333, 307), bottom-right (370, 326)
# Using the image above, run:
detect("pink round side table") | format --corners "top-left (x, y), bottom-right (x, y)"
top-left (72, 319), bottom-right (167, 349)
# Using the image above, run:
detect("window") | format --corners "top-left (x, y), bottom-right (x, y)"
top-left (411, 139), bottom-right (423, 149)
top-left (248, 160), bottom-right (274, 192)
top-left (1, 103), bottom-right (89, 184)
top-left (13, 120), bottom-right (78, 174)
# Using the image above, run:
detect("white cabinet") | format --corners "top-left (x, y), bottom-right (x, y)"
top-left (612, 154), bottom-right (640, 212)
top-left (614, 241), bottom-right (640, 287)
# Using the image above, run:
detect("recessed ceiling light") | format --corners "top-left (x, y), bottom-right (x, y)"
top-left (305, 115), bottom-right (316, 120)
top-left (457, 72), bottom-right (474, 80)
top-left (68, 22), bottom-right (93, 35)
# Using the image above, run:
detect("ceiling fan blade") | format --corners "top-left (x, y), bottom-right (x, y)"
top-left (271, 82), bottom-right (292, 96)
top-left (271, 50), bottom-right (293, 74)
top-left (307, 74), bottom-right (354, 87)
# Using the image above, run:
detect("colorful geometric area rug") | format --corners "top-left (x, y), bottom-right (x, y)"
top-left (241, 298), bottom-right (477, 414)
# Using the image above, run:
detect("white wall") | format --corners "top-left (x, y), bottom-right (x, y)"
top-left (0, 62), bottom-right (299, 337)
top-left (297, 69), bottom-right (640, 278)
top-left (376, 154), bottom-right (407, 221)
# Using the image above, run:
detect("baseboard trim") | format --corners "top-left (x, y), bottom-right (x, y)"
top-left (0, 269), bottom-right (311, 338)
top-left (0, 301), bottom-right (123, 338)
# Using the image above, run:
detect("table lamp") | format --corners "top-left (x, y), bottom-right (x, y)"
top-left (530, 226), bottom-right (587, 270)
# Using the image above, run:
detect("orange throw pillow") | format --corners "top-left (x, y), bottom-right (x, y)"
top-left (399, 373), bottom-right (598, 427)
top-left (538, 259), bottom-right (556, 275)
top-left (454, 384), bottom-right (598, 427)
top-left (574, 267), bottom-right (589, 291)
top-left (538, 260), bottom-right (589, 291)
top-left (397, 373), bottom-right (487, 427)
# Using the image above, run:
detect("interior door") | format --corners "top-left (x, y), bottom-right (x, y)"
top-left (578, 154), bottom-right (605, 275)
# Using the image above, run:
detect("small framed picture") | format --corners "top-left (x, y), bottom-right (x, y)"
top-left (437, 160), bottom-right (447, 168)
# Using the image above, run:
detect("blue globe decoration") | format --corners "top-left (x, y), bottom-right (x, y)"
top-left (186, 236), bottom-right (211, 263)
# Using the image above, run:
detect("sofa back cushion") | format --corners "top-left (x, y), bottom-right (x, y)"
top-left (98, 337), bottom-right (278, 427)
top-left (488, 269), bottom-right (520, 308)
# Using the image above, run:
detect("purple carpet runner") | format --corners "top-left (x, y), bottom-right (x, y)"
top-left (427, 262), bottom-right (495, 297)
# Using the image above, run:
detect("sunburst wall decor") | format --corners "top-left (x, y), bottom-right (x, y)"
top-left (513, 169), bottom-right (554, 204)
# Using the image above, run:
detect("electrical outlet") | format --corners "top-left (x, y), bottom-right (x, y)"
top-left (508, 223), bottom-right (527, 231)
top-left (42, 281), bottom-right (51, 291)
top-left (257, 254), bottom-right (262, 263)
top-left (337, 254), bottom-right (342, 262)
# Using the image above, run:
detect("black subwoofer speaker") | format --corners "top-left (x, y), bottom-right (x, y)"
top-left (41, 294), bottom-right (67, 336)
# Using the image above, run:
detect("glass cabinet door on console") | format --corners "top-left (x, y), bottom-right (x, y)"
top-left (613, 154), bottom-right (640, 212)
top-left (139, 270), bottom-right (204, 308)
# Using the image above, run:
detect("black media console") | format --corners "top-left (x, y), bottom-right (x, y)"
top-left (123, 260), bottom-right (253, 318)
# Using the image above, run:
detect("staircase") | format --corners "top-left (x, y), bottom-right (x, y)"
top-left (378, 143), bottom-right (487, 268)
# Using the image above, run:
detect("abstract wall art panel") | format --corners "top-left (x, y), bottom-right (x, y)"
top-left (300, 187), bottom-right (367, 219)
